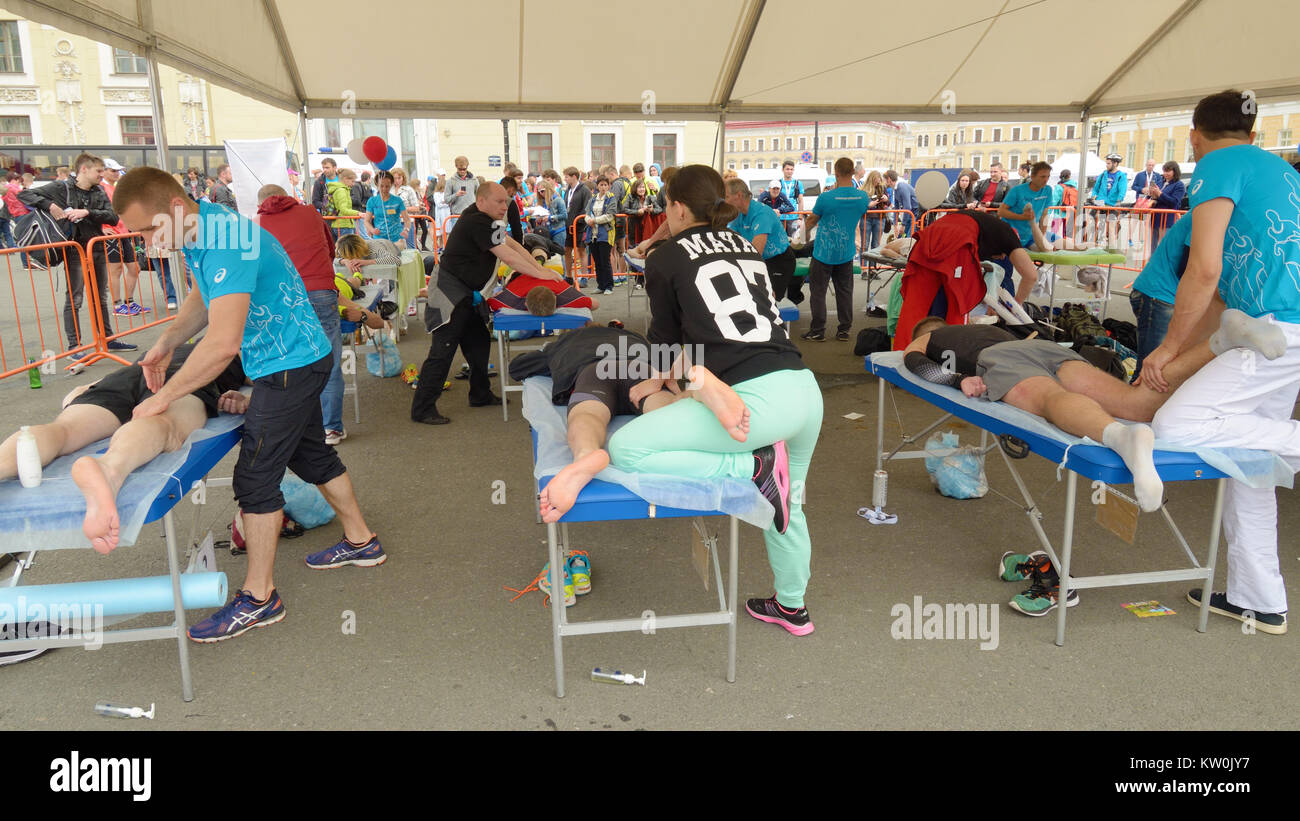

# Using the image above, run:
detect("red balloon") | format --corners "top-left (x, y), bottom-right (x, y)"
top-left (362, 136), bottom-right (388, 163)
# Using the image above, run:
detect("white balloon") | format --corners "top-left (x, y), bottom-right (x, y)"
top-left (346, 138), bottom-right (368, 164)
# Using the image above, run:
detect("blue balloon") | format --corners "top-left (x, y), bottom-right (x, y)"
top-left (377, 146), bottom-right (397, 171)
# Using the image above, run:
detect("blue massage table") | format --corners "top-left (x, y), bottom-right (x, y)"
top-left (0, 415), bottom-right (243, 700)
top-left (867, 350), bottom-right (1235, 645)
top-left (493, 308), bottom-right (593, 422)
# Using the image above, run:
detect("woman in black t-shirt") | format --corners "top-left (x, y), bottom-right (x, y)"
top-left (605, 165), bottom-right (825, 636)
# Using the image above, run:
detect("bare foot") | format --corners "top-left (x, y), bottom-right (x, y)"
top-left (687, 365), bottom-right (750, 442)
top-left (540, 449), bottom-right (610, 523)
top-left (71, 456), bottom-right (121, 554)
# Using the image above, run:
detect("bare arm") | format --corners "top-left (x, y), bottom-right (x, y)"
top-left (491, 236), bottom-right (563, 282)
top-left (751, 234), bottom-right (767, 256)
top-left (804, 214), bottom-right (820, 232)
top-left (1007, 248), bottom-right (1039, 305)
top-left (136, 293), bottom-right (246, 417)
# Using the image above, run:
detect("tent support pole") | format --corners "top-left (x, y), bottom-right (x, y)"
top-left (717, 111), bottom-right (726, 172)
top-left (145, 48), bottom-right (169, 170)
top-left (1077, 110), bottom-right (1090, 245)
top-left (299, 107), bottom-right (311, 199)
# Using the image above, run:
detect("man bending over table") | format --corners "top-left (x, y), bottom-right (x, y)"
top-left (0, 344), bottom-right (247, 553)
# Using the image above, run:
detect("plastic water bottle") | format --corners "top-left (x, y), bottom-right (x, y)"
top-left (28, 358), bottom-right (41, 389)
top-left (16, 426), bottom-right (42, 488)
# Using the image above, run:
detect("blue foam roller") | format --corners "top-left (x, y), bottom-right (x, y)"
top-left (0, 572), bottom-right (227, 619)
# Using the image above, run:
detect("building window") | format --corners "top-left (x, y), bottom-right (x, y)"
top-left (1047, 153), bottom-right (1055, 164)
top-left (990, 153), bottom-right (1001, 167)
top-left (590, 133), bottom-right (615, 168)
top-left (1029, 152), bottom-right (1040, 163)
top-left (756, 161), bottom-right (764, 169)
top-left (0, 115), bottom-right (32, 144)
top-left (798, 136), bottom-right (806, 150)
top-left (1108, 143), bottom-right (1117, 158)
top-left (400, 118), bottom-right (416, 174)
top-left (0, 20), bottom-right (23, 73)
top-left (904, 147), bottom-right (912, 159)
top-left (1125, 144), bottom-right (1136, 168)
top-left (527, 133), bottom-right (553, 174)
top-left (825, 135), bottom-right (832, 148)
top-left (971, 154), bottom-right (982, 170)
top-left (786, 138), bottom-right (793, 150)
top-left (992, 128), bottom-right (1002, 142)
top-left (727, 162), bottom-right (736, 170)
top-left (1164, 139), bottom-right (1175, 161)
top-left (1009, 152), bottom-right (1019, 169)
top-left (973, 128), bottom-right (983, 143)
top-left (856, 134), bottom-right (864, 148)
top-left (113, 47), bottom-right (148, 74)
top-left (742, 139), bottom-right (749, 151)
top-left (1279, 129), bottom-right (1293, 147)
top-left (652, 133), bottom-right (677, 168)
top-left (1254, 130), bottom-right (1265, 146)
top-left (825, 160), bottom-right (833, 174)
top-left (757, 138), bottom-right (764, 151)
top-left (1145, 141), bottom-right (1155, 162)
top-left (354, 118), bottom-right (387, 140)
top-left (1031, 126), bottom-right (1040, 141)
top-left (1012, 127), bottom-right (1021, 141)
top-left (727, 139), bottom-right (735, 152)
top-left (121, 116), bottom-right (155, 145)
top-left (957, 129), bottom-right (964, 144)
top-left (839, 135), bottom-right (847, 148)
top-left (955, 153), bottom-right (963, 167)
top-left (1066, 125), bottom-right (1076, 140)
top-left (916, 135), bottom-right (923, 147)
top-left (1184, 137), bottom-right (1193, 160)
top-left (1048, 126), bottom-right (1058, 140)
top-left (741, 161), bottom-right (749, 170)
top-left (323, 118), bottom-right (341, 147)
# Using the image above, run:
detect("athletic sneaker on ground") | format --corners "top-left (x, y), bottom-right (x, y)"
top-left (187, 589), bottom-right (285, 643)
top-left (324, 429), bottom-right (347, 446)
top-left (568, 550), bottom-right (592, 596)
top-left (746, 595), bottom-right (814, 636)
top-left (305, 534), bottom-right (386, 569)
top-left (1187, 589), bottom-right (1287, 635)
top-left (999, 550), bottom-right (1049, 582)
top-left (1009, 560), bottom-right (1079, 616)
top-left (537, 560), bottom-right (576, 607)
top-left (752, 441), bottom-right (791, 534)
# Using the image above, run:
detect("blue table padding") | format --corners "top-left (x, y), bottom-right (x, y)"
top-left (867, 351), bottom-right (1282, 487)
top-left (493, 308), bottom-right (591, 332)
top-left (779, 306), bottom-right (799, 324)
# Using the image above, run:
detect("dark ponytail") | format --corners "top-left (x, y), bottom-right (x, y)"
top-left (667, 164), bottom-right (737, 229)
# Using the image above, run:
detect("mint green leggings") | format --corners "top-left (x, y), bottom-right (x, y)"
top-left (606, 368), bottom-right (823, 608)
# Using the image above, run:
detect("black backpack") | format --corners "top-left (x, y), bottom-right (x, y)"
top-left (13, 199), bottom-right (73, 267)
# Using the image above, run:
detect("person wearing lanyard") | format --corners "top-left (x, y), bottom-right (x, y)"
top-left (723, 178), bottom-right (800, 305)
top-left (778, 159), bottom-right (804, 238)
top-left (605, 164), bottom-right (824, 636)
top-left (364, 171), bottom-right (409, 247)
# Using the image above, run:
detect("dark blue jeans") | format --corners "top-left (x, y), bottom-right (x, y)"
top-left (1129, 289), bottom-right (1174, 379)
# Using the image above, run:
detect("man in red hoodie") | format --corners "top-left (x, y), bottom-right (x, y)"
top-left (255, 184), bottom-right (348, 444)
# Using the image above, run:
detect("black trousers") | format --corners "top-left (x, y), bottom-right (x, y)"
top-left (64, 242), bottom-right (112, 348)
top-left (411, 297), bottom-right (494, 419)
top-left (766, 248), bottom-right (799, 304)
top-left (807, 258), bottom-right (854, 335)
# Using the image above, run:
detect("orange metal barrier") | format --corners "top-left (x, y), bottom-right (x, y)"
top-left (1077, 206), bottom-right (1185, 271)
top-left (410, 214), bottom-right (438, 262)
top-left (80, 233), bottom-right (178, 368)
top-left (1, 241), bottom-right (109, 379)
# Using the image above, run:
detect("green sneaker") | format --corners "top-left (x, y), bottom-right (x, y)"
top-left (999, 550), bottom-right (1049, 582)
top-left (537, 561), bottom-right (576, 607)
top-left (568, 550), bottom-right (592, 596)
top-left (1009, 564), bottom-right (1079, 617)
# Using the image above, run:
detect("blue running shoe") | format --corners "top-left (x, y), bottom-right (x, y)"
top-left (187, 589), bottom-right (285, 643)
top-left (536, 561), bottom-right (575, 607)
top-left (305, 534), bottom-right (386, 569)
top-left (568, 550), bottom-right (592, 596)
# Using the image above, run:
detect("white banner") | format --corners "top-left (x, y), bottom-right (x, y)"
top-left (223, 138), bottom-right (292, 218)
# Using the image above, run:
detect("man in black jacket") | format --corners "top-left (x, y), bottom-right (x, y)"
top-left (18, 152), bottom-right (137, 354)
top-left (972, 162), bottom-right (1011, 208)
top-left (562, 166), bottom-right (590, 282)
top-left (311, 157), bottom-right (338, 214)
top-left (209, 164), bottom-right (237, 211)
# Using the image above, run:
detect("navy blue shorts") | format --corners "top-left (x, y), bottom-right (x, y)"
top-left (232, 355), bottom-right (345, 515)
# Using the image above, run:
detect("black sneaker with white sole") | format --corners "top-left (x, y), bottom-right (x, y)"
top-left (800, 330), bottom-right (825, 342)
top-left (751, 442), bottom-right (791, 534)
top-left (1187, 589), bottom-right (1287, 635)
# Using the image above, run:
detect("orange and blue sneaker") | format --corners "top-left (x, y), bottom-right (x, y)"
top-left (752, 441), bottom-right (791, 534)
top-left (536, 561), bottom-right (576, 607)
top-left (568, 551), bottom-right (592, 596)
top-left (187, 589), bottom-right (285, 643)
top-left (305, 534), bottom-right (386, 569)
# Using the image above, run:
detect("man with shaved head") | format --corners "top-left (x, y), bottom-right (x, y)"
top-left (410, 182), bottom-right (568, 425)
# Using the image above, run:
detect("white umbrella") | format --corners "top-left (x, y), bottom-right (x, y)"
top-left (1049, 151), bottom-right (1107, 185)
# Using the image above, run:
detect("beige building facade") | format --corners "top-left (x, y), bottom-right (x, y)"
top-left (724, 120), bottom-right (909, 174)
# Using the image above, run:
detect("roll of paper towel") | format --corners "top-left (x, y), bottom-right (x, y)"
top-left (0, 572), bottom-right (227, 618)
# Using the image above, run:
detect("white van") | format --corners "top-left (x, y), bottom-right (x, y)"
top-left (737, 163), bottom-right (827, 211)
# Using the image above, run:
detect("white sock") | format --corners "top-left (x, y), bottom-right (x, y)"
top-left (1209, 308), bottom-right (1287, 360)
top-left (1102, 422), bottom-right (1163, 513)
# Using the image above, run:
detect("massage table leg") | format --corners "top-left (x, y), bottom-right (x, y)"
top-left (727, 515), bottom-right (738, 684)
top-left (1055, 471), bottom-right (1078, 647)
top-left (548, 520), bottom-right (565, 697)
top-left (163, 511), bottom-right (195, 701)
top-left (1199, 479), bottom-right (1227, 633)
top-left (497, 330), bottom-right (511, 422)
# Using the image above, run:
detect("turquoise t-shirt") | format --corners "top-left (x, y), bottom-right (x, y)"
top-left (182, 202), bottom-right (330, 380)
top-left (366, 193), bottom-right (406, 243)
top-left (1187, 144), bottom-right (1300, 322)
top-left (811, 186), bottom-right (872, 265)
top-left (1000, 182), bottom-right (1055, 244)
top-left (778, 178), bottom-right (802, 221)
top-left (1132, 213), bottom-right (1192, 305)
top-left (728, 201), bottom-right (789, 260)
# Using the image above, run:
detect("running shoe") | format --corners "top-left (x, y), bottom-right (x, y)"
top-left (113, 301), bottom-right (145, 316)
top-left (800, 330), bottom-right (825, 342)
top-left (324, 429), bottom-right (347, 446)
top-left (746, 595), bottom-right (814, 636)
top-left (1187, 589), bottom-right (1287, 635)
top-left (305, 534), bottom-right (387, 569)
top-left (568, 551), bottom-right (592, 596)
top-left (106, 340), bottom-right (138, 351)
top-left (752, 441), bottom-right (791, 534)
top-left (835, 331), bottom-right (850, 341)
top-left (999, 550), bottom-right (1049, 582)
top-left (1009, 563), bottom-right (1078, 616)
top-left (537, 560), bottom-right (576, 607)
top-left (187, 589), bottom-right (285, 643)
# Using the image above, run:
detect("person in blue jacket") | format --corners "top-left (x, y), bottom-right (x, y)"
top-left (1088, 153), bottom-right (1128, 247)
top-left (1143, 161), bottom-right (1187, 250)
top-left (885, 169), bottom-right (919, 235)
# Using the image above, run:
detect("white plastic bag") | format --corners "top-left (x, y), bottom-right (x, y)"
top-left (924, 431), bottom-right (988, 499)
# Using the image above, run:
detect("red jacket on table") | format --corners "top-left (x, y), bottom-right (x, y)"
top-left (893, 216), bottom-right (987, 350)
top-left (255, 194), bottom-right (337, 292)
top-left (487, 273), bottom-right (593, 312)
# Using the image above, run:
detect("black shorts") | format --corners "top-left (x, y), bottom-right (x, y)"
top-left (564, 225), bottom-right (579, 248)
top-left (103, 237), bottom-right (138, 264)
top-left (232, 355), bottom-right (345, 515)
top-left (568, 362), bottom-right (640, 417)
top-left (67, 364), bottom-right (219, 425)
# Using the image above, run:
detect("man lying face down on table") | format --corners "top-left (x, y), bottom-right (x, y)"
top-left (901, 309), bottom-right (1283, 514)
top-left (508, 323), bottom-right (765, 525)
top-left (0, 343), bottom-right (248, 553)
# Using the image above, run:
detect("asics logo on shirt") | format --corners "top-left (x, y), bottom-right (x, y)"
top-left (213, 268), bottom-right (228, 283)
top-left (1189, 180), bottom-right (1203, 196)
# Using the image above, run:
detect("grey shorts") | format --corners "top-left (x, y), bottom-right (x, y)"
top-left (977, 340), bottom-right (1088, 401)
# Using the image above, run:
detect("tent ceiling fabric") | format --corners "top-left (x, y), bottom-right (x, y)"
top-left (8, 0), bottom-right (1300, 121)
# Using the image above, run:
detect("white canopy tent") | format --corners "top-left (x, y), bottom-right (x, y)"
top-left (9, 0), bottom-right (1298, 194)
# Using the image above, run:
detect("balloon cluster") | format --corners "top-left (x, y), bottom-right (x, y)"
top-left (346, 135), bottom-right (398, 171)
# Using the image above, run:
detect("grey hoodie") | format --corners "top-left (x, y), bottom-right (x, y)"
top-left (443, 172), bottom-right (479, 215)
